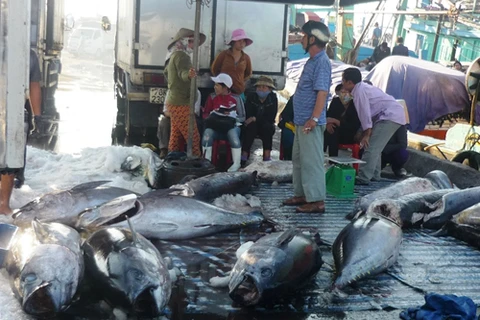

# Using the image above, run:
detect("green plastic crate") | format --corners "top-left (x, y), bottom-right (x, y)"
top-left (326, 164), bottom-right (356, 198)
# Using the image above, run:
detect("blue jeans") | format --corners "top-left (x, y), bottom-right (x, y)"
top-left (202, 127), bottom-right (241, 148)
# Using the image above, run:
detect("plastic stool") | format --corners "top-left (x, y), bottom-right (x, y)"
top-left (211, 140), bottom-right (232, 167)
top-left (338, 143), bottom-right (360, 173)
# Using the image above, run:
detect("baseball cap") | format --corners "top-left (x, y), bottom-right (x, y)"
top-left (211, 73), bottom-right (233, 88)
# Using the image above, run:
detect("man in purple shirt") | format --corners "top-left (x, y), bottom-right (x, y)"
top-left (341, 68), bottom-right (406, 185)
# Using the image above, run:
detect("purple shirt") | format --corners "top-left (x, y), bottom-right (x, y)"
top-left (352, 82), bottom-right (406, 130)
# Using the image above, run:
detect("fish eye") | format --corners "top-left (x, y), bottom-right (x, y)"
top-left (261, 268), bottom-right (272, 278)
top-left (23, 273), bottom-right (37, 283)
top-left (129, 269), bottom-right (145, 281)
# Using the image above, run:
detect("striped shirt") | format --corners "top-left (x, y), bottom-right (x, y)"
top-left (293, 50), bottom-right (331, 126)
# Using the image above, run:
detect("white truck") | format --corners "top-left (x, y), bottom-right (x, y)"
top-left (112, 0), bottom-right (290, 146)
top-left (0, 0), bottom-right (31, 169)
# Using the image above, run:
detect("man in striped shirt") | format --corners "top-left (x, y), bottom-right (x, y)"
top-left (282, 21), bottom-right (331, 214)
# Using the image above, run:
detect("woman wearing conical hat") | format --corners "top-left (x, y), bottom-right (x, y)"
top-left (164, 28), bottom-right (206, 156)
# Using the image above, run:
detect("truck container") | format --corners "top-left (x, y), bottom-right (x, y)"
top-left (112, 0), bottom-right (289, 146)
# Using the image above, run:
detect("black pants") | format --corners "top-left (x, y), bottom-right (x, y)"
top-left (242, 122), bottom-right (275, 153)
top-left (324, 127), bottom-right (357, 157)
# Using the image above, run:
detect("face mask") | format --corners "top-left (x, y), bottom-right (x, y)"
top-left (256, 90), bottom-right (270, 99)
top-left (339, 92), bottom-right (352, 104)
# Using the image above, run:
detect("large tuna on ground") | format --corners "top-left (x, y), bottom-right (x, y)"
top-left (347, 170), bottom-right (454, 220)
top-left (228, 229), bottom-right (323, 306)
top-left (332, 214), bottom-right (402, 289)
top-left (169, 171), bottom-right (257, 201)
top-left (4, 220), bottom-right (84, 318)
top-left (12, 181), bottom-right (136, 228)
top-left (93, 192), bottom-right (267, 240)
top-left (83, 223), bottom-right (171, 317)
top-left (366, 189), bottom-right (454, 228)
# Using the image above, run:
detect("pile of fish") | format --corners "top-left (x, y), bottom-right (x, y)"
top-left (4, 166), bottom-right (480, 317)
top-left (12, 171), bottom-right (262, 240)
top-left (2, 171), bottom-right (272, 317)
top-left (333, 169), bottom-right (480, 290)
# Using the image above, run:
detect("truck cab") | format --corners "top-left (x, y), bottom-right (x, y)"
top-left (112, 0), bottom-right (289, 147)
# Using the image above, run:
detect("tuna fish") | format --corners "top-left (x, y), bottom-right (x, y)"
top-left (443, 221), bottom-right (480, 250)
top-left (424, 170), bottom-right (455, 189)
top-left (121, 148), bottom-right (163, 188)
top-left (82, 222), bottom-right (171, 317)
top-left (4, 219), bottom-right (84, 317)
top-left (12, 181), bottom-right (137, 228)
top-left (347, 171), bottom-right (454, 219)
top-left (228, 229), bottom-right (323, 306)
top-left (366, 189), bottom-right (454, 228)
top-left (452, 202), bottom-right (480, 226)
top-left (433, 202), bottom-right (480, 249)
top-left (241, 160), bottom-right (293, 182)
top-left (104, 193), bottom-right (266, 240)
top-left (169, 171), bottom-right (257, 201)
top-left (332, 214), bottom-right (402, 289)
top-left (413, 186), bottom-right (480, 229)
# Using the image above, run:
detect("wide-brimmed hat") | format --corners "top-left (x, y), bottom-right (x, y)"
top-left (228, 29), bottom-right (253, 46)
top-left (254, 76), bottom-right (276, 89)
top-left (168, 28), bottom-right (206, 50)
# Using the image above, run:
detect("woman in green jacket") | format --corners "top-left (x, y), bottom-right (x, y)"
top-left (164, 28), bottom-right (206, 156)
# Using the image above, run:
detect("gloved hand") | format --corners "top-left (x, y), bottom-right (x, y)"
top-left (29, 115), bottom-right (41, 135)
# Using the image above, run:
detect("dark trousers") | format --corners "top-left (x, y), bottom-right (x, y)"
top-left (324, 127), bottom-right (357, 157)
top-left (242, 122), bottom-right (275, 153)
top-left (381, 149), bottom-right (409, 171)
top-left (281, 129), bottom-right (294, 160)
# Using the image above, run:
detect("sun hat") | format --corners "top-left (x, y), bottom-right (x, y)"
top-left (168, 28), bottom-right (206, 50)
top-left (254, 75), bottom-right (276, 89)
top-left (227, 29), bottom-right (253, 46)
top-left (211, 73), bottom-right (233, 88)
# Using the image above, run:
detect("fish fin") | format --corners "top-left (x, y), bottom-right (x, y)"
top-left (152, 223), bottom-right (179, 233)
top-left (274, 228), bottom-right (298, 247)
top-left (31, 218), bottom-right (49, 242)
top-left (141, 188), bottom-right (182, 199)
top-left (76, 194), bottom-right (138, 228)
top-left (71, 181), bottom-right (111, 192)
top-left (251, 170), bottom-right (259, 186)
top-left (126, 215), bottom-right (139, 244)
top-left (386, 271), bottom-right (427, 294)
top-left (429, 224), bottom-right (449, 237)
top-left (346, 209), bottom-right (363, 220)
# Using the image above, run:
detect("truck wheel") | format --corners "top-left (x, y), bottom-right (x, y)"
top-left (451, 151), bottom-right (480, 170)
